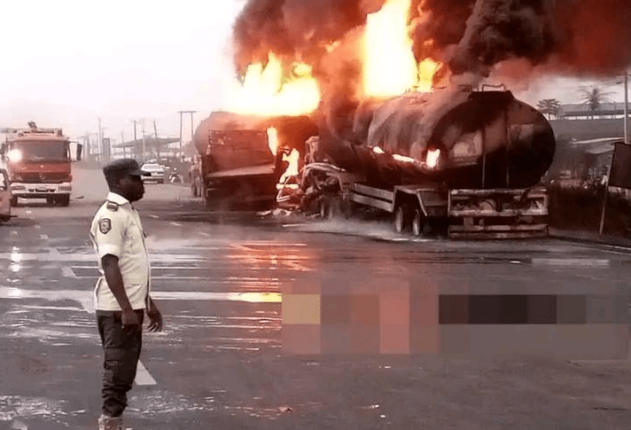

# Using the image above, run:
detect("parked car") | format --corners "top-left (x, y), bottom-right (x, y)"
top-left (0, 167), bottom-right (12, 222)
top-left (140, 163), bottom-right (165, 184)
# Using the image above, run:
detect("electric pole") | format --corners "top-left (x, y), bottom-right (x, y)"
top-left (98, 118), bottom-right (103, 163)
top-left (179, 111), bottom-right (183, 155)
top-left (141, 120), bottom-right (146, 162)
top-left (178, 110), bottom-right (196, 158)
top-left (153, 120), bottom-right (159, 159)
top-left (624, 71), bottom-right (629, 144)
top-left (132, 120), bottom-right (140, 159)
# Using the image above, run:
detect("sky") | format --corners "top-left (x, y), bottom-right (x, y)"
top-left (0, 0), bottom-right (626, 146)
top-left (0, 0), bottom-right (245, 145)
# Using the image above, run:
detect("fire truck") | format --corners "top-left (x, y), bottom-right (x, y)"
top-left (0, 122), bottom-right (82, 207)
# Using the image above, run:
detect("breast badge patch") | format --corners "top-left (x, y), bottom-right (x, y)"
top-left (99, 218), bottom-right (112, 234)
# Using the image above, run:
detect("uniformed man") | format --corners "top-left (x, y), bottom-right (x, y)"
top-left (89, 159), bottom-right (163, 430)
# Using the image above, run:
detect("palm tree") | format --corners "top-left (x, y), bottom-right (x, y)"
top-left (578, 86), bottom-right (613, 119)
top-left (537, 99), bottom-right (562, 120)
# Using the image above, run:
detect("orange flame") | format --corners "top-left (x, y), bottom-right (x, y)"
top-left (267, 127), bottom-right (279, 156)
top-left (280, 149), bottom-right (301, 185)
top-left (226, 53), bottom-right (320, 116)
top-left (426, 149), bottom-right (440, 168)
top-left (363, 0), bottom-right (440, 97)
top-left (268, 126), bottom-right (300, 184)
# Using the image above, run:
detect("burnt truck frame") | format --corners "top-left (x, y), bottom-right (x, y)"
top-left (198, 129), bottom-right (287, 211)
top-left (283, 90), bottom-right (553, 240)
top-left (301, 163), bottom-right (548, 240)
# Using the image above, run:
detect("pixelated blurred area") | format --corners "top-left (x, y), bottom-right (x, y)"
top-left (281, 270), bottom-right (629, 359)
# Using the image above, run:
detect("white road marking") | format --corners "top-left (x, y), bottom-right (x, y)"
top-left (61, 267), bottom-right (77, 278)
top-left (135, 361), bottom-right (157, 386)
top-left (531, 258), bottom-right (610, 268)
top-left (40, 234), bottom-right (49, 240)
top-left (10, 230), bottom-right (17, 236)
top-left (34, 225), bottom-right (41, 230)
top-left (200, 232), bottom-right (211, 237)
top-left (0, 287), bottom-right (281, 304)
top-left (0, 252), bottom-right (207, 263)
top-left (26, 210), bottom-right (32, 215)
top-left (149, 214), bottom-right (160, 219)
top-left (170, 222), bottom-right (182, 227)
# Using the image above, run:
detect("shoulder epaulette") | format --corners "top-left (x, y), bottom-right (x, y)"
top-left (106, 201), bottom-right (119, 212)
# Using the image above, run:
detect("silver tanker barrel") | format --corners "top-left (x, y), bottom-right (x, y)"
top-left (339, 89), bottom-right (556, 190)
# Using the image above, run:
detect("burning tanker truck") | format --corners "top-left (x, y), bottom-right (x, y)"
top-left (280, 86), bottom-right (556, 239)
top-left (193, 111), bottom-right (318, 210)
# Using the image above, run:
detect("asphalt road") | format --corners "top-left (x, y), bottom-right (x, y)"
top-left (2, 169), bottom-right (631, 430)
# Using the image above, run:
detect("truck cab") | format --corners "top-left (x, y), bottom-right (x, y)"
top-left (0, 123), bottom-right (80, 206)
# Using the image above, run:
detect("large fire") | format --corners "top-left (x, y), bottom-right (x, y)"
top-left (364, 0), bottom-right (439, 97)
top-left (229, 0), bottom-right (440, 117)
top-left (226, 53), bottom-right (320, 116)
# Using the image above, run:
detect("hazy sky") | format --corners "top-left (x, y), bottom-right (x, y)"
top-left (0, 0), bottom-right (626, 144)
top-left (0, 0), bottom-right (245, 144)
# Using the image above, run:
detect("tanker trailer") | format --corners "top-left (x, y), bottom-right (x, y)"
top-left (290, 88), bottom-right (556, 239)
top-left (194, 111), bottom-right (318, 210)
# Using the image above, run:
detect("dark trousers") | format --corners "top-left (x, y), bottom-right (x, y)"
top-left (96, 310), bottom-right (144, 418)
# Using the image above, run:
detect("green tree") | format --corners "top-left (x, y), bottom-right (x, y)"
top-left (537, 99), bottom-right (562, 119)
top-left (578, 86), bottom-right (613, 119)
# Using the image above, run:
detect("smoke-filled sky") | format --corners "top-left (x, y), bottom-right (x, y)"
top-left (0, 0), bottom-right (628, 142)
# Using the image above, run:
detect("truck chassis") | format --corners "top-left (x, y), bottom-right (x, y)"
top-left (297, 164), bottom-right (549, 240)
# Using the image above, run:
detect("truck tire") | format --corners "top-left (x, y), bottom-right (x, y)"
top-left (319, 196), bottom-right (340, 220)
top-left (192, 176), bottom-right (201, 197)
top-left (58, 195), bottom-right (70, 206)
top-left (394, 204), bottom-right (409, 233)
top-left (411, 207), bottom-right (424, 237)
top-left (10, 196), bottom-right (18, 207)
top-left (46, 196), bottom-right (54, 205)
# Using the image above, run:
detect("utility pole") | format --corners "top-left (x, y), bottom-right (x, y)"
top-left (132, 120), bottom-right (140, 159)
top-left (179, 111), bottom-right (183, 155)
top-left (141, 120), bottom-right (146, 162)
top-left (153, 120), bottom-right (159, 160)
top-left (121, 131), bottom-right (125, 158)
top-left (189, 111), bottom-right (196, 154)
top-left (179, 110), bottom-right (196, 159)
top-left (98, 118), bottom-right (103, 163)
top-left (624, 71), bottom-right (629, 144)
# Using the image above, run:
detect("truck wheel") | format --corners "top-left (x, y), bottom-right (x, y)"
top-left (59, 195), bottom-right (70, 206)
top-left (394, 205), bottom-right (409, 233)
top-left (412, 208), bottom-right (424, 237)
top-left (10, 196), bottom-right (18, 207)
top-left (192, 177), bottom-right (201, 197)
top-left (195, 177), bottom-right (202, 197)
top-left (47, 196), bottom-right (55, 205)
top-left (319, 196), bottom-right (340, 220)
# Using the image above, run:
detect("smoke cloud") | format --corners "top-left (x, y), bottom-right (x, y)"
top-left (409, 0), bottom-right (631, 80)
top-left (234, 0), bottom-right (631, 82)
top-left (232, 0), bottom-right (631, 142)
top-left (232, 0), bottom-right (387, 74)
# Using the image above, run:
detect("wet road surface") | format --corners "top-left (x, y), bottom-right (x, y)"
top-left (2, 173), bottom-right (631, 429)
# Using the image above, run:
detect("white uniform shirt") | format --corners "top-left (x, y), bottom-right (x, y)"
top-left (89, 192), bottom-right (151, 311)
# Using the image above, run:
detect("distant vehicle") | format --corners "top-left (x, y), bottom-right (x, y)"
top-left (0, 167), bottom-right (11, 222)
top-left (140, 163), bottom-right (165, 184)
top-left (0, 122), bottom-right (81, 207)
